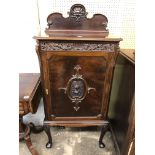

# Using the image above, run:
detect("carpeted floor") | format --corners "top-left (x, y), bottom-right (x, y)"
top-left (19, 99), bottom-right (117, 155)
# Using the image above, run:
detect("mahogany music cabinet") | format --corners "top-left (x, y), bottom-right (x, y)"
top-left (33, 4), bottom-right (122, 148)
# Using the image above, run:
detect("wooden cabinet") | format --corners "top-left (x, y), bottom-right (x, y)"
top-left (108, 49), bottom-right (135, 155)
top-left (34, 4), bottom-right (122, 148)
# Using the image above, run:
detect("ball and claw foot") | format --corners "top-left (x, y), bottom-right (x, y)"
top-left (99, 142), bottom-right (105, 148)
top-left (46, 141), bottom-right (52, 148)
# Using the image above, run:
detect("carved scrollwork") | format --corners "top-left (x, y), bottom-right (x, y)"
top-left (40, 41), bottom-right (115, 52)
top-left (45, 4), bottom-right (109, 37)
top-left (68, 4), bottom-right (87, 21)
top-left (59, 65), bottom-right (96, 111)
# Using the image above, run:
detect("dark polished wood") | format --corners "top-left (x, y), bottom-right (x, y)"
top-left (120, 50), bottom-right (135, 155)
top-left (19, 73), bottom-right (43, 155)
top-left (44, 125), bottom-right (52, 148)
top-left (34, 4), bottom-right (122, 148)
top-left (109, 49), bottom-right (135, 155)
top-left (45, 4), bottom-right (109, 37)
top-left (44, 120), bottom-right (109, 127)
top-left (99, 124), bottom-right (110, 148)
top-left (19, 73), bottom-right (42, 114)
top-left (122, 96), bottom-right (135, 155)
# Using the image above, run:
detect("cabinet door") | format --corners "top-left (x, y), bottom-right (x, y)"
top-left (45, 52), bottom-right (115, 120)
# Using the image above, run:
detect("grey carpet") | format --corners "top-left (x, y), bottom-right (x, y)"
top-left (19, 99), bottom-right (117, 155)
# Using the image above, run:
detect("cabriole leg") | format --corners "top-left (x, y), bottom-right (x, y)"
top-left (44, 125), bottom-right (52, 148)
top-left (99, 124), bottom-right (109, 148)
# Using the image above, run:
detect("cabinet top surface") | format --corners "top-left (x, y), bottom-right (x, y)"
top-left (120, 49), bottom-right (135, 64)
top-left (33, 32), bottom-right (122, 42)
top-left (19, 73), bottom-right (40, 102)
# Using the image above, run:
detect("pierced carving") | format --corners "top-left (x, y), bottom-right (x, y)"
top-left (68, 4), bottom-right (87, 21)
top-left (40, 41), bottom-right (115, 52)
top-left (59, 65), bottom-right (96, 111)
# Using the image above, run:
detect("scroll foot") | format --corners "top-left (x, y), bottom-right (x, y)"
top-left (99, 124), bottom-right (109, 148)
top-left (44, 125), bottom-right (52, 148)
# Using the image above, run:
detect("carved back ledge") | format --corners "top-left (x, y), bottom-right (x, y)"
top-left (45, 4), bottom-right (109, 37)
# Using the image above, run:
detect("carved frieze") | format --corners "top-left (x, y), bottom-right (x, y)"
top-left (69, 4), bottom-right (87, 21)
top-left (40, 41), bottom-right (115, 52)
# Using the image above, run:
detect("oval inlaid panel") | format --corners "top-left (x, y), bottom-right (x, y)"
top-left (67, 78), bottom-right (87, 101)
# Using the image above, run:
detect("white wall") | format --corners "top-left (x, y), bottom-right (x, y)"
top-left (18, 0), bottom-right (40, 73)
